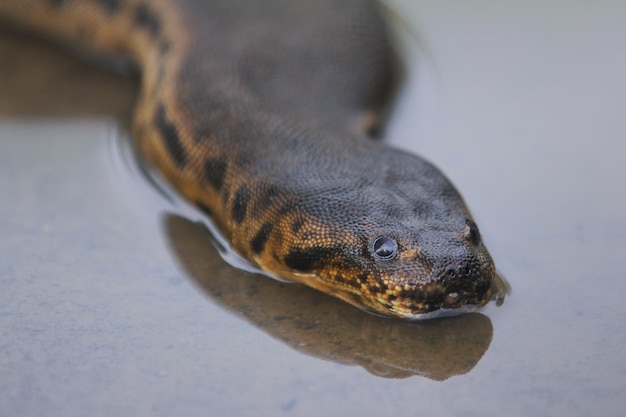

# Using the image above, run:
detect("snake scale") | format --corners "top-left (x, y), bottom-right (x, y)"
top-left (0, 0), bottom-right (503, 319)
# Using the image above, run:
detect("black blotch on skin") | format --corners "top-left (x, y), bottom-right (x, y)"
top-left (93, 0), bottom-right (121, 14)
top-left (283, 247), bottom-right (338, 272)
top-left (155, 105), bottom-right (187, 168)
top-left (250, 223), bottom-right (273, 254)
top-left (134, 3), bottom-right (161, 39)
top-left (204, 158), bottom-right (227, 191)
top-left (235, 151), bottom-right (254, 168)
top-left (195, 200), bottom-right (213, 217)
top-left (231, 185), bottom-right (250, 224)
top-left (291, 218), bottom-right (305, 234)
top-left (254, 184), bottom-right (282, 212)
top-left (277, 201), bottom-right (299, 216)
top-left (369, 285), bottom-right (383, 294)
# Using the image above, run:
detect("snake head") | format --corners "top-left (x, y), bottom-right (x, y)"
top-left (185, 138), bottom-right (505, 320)
top-left (272, 215), bottom-right (500, 320)
top-left (362, 219), bottom-right (498, 319)
top-left (237, 145), bottom-right (504, 320)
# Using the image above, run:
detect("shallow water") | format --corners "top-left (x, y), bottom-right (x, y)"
top-left (1, 1), bottom-right (625, 416)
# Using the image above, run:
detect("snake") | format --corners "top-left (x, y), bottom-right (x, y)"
top-left (0, 0), bottom-right (504, 320)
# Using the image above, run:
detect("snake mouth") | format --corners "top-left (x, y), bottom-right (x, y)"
top-left (365, 270), bottom-right (497, 319)
top-left (379, 271), bottom-right (507, 320)
top-left (382, 294), bottom-right (488, 320)
top-left (387, 291), bottom-right (490, 319)
top-left (272, 261), bottom-right (505, 320)
top-left (442, 290), bottom-right (485, 309)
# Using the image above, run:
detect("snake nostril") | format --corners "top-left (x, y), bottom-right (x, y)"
top-left (443, 264), bottom-right (473, 280)
top-left (445, 266), bottom-right (456, 278)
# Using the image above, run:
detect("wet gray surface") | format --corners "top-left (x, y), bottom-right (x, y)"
top-left (1, 1), bottom-right (626, 416)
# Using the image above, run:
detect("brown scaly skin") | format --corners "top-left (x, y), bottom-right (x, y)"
top-left (0, 0), bottom-right (504, 319)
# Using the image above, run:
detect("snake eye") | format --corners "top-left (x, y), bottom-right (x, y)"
top-left (464, 220), bottom-right (481, 245)
top-left (372, 236), bottom-right (397, 260)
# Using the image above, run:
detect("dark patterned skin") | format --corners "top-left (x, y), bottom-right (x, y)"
top-left (0, 0), bottom-right (503, 319)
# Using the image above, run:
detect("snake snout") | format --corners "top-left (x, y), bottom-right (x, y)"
top-left (434, 257), bottom-right (493, 309)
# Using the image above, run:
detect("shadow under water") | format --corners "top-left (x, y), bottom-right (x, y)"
top-left (163, 214), bottom-right (494, 381)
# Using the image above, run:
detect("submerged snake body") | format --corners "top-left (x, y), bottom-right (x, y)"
top-left (0, 0), bottom-right (499, 319)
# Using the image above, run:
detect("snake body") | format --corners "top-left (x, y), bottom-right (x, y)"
top-left (0, 0), bottom-right (500, 319)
